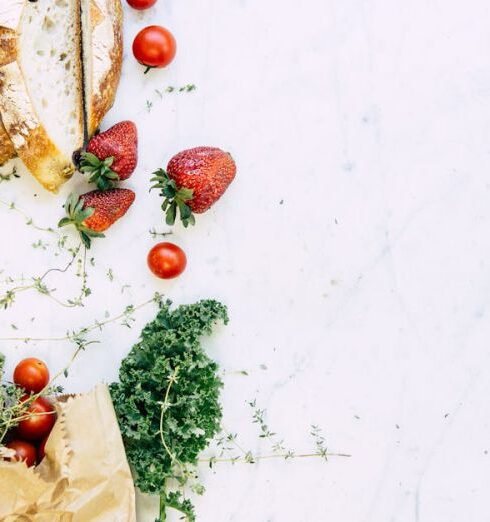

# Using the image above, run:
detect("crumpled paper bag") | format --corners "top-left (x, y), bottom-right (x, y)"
top-left (0, 384), bottom-right (136, 521)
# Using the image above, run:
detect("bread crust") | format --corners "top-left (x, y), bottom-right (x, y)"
top-left (86, 0), bottom-right (122, 135)
top-left (0, 26), bottom-right (17, 166)
top-left (0, 62), bottom-right (74, 192)
top-left (0, 0), bottom-right (21, 168)
top-left (0, 120), bottom-right (15, 166)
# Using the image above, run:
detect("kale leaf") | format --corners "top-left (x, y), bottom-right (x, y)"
top-left (110, 299), bottom-right (228, 520)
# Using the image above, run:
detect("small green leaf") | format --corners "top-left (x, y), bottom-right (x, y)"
top-left (165, 203), bottom-right (177, 225)
top-left (178, 187), bottom-right (194, 201)
top-left (105, 171), bottom-right (120, 180)
top-left (80, 165), bottom-right (97, 173)
top-left (76, 207), bottom-right (95, 221)
top-left (178, 202), bottom-right (192, 221)
top-left (85, 229), bottom-right (105, 239)
top-left (81, 152), bottom-right (101, 165)
top-left (80, 232), bottom-right (92, 249)
top-left (162, 185), bottom-right (177, 198)
top-left (57, 217), bottom-right (72, 228)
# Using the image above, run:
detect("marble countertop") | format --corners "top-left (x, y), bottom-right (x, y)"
top-left (1, 0), bottom-right (490, 520)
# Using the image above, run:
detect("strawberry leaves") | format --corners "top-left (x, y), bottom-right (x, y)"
top-left (58, 192), bottom-right (105, 249)
top-left (79, 152), bottom-right (120, 191)
top-left (150, 169), bottom-right (196, 227)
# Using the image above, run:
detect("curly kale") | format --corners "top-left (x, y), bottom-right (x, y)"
top-left (110, 299), bottom-right (228, 521)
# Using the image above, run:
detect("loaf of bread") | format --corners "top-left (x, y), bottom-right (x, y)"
top-left (0, 0), bottom-right (122, 192)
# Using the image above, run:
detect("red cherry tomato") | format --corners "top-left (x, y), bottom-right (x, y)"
top-left (17, 396), bottom-right (56, 441)
top-left (6, 440), bottom-right (37, 467)
top-left (127, 0), bottom-right (157, 9)
top-left (13, 358), bottom-right (50, 393)
top-left (147, 242), bottom-right (187, 279)
top-left (133, 26), bottom-right (176, 71)
top-left (38, 435), bottom-right (49, 461)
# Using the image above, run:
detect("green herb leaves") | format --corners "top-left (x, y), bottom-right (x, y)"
top-left (110, 299), bottom-right (228, 521)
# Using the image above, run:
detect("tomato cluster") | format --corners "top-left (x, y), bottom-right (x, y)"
top-left (4, 358), bottom-right (56, 468)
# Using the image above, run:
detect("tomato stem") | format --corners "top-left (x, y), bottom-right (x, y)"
top-left (144, 65), bottom-right (153, 74)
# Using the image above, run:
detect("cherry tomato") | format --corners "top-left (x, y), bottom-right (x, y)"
top-left (13, 358), bottom-right (50, 394)
top-left (38, 435), bottom-right (49, 461)
top-left (6, 440), bottom-right (37, 467)
top-left (133, 26), bottom-right (176, 71)
top-left (17, 396), bottom-right (56, 441)
top-left (147, 242), bottom-right (187, 279)
top-left (127, 0), bottom-right (157, 9)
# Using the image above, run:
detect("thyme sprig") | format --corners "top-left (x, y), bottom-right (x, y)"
top-left (0, 200), bottom-right (92, 310)
top-left (203, 402), bottom-right (350, 467)
top-left (0, 293), bottom-right (163, 344)
top-left (0, 245), bottom-right (90, 309)
top-left (0, 199), bottom-right (60, 236)
top-left (145, 84), bottom-right (197, 112)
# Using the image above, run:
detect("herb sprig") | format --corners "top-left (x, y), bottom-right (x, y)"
top-left (0, 200), bottom-right (92, 310)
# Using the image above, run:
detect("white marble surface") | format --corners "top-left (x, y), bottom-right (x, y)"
top-left (2, 0), bottom-right (490, 520)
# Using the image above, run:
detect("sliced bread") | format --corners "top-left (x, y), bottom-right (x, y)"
top-left (19, 0), bottom-right (84, 161)
top-left (0, 0), bottom-right (122, 192)
top-left (82, 0), bottom-right (123, 136)
top-left (0, 0), bottom-right (83, 192)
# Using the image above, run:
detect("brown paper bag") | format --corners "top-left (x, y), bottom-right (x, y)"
top-left (0, 384), bottom-right (136, 521)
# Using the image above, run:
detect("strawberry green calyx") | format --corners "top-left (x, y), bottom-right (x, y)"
top-left (150, 168), bottom-right (196, 227)
top-left (57, 192), bottom-right (105, 249)
top-left (79, 152), bottom-right (120, 191)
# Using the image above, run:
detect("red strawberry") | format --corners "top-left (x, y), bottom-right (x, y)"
top-left (80, 121), bottom-right (138, 190)
top-left (58, 189), bottom-right (136, 248)
top-left (150, 146), bottom-right (236, 227)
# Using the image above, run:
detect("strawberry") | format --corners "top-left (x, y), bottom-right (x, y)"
top-left (58, 189), bottom-right (136, 248)
top-left (79, 121), bottom-right (138, 190)
top-left (150, 146), bottom-right (236, 227)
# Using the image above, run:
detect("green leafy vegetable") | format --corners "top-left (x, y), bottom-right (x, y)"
top-left (110, 299), bottom-right (228, 521)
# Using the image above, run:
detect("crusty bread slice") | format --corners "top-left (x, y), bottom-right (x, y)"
top-left (0, 61), bottom-right (75, 191)
top-left (0, 0), bottom-right (83, 192)
top-left (82, 0), bottom-right (123, 136)
top-left (19, 0), bottom-right (84, 161)
top-left (0, 120), bottom-right (15, 166)
top-left (0, 20), bottom-right (17, 167)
